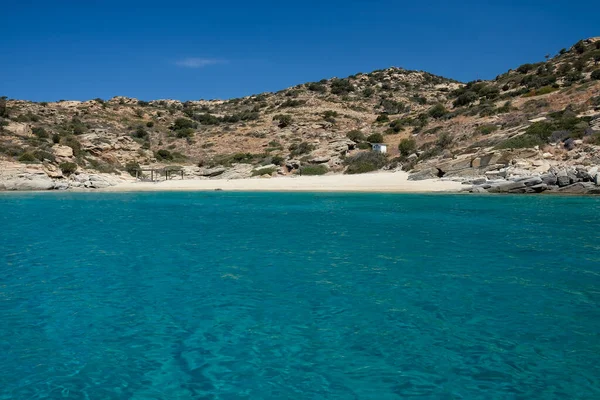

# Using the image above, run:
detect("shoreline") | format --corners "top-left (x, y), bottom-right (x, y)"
top-left (99, 171), bottom-right (465, 194)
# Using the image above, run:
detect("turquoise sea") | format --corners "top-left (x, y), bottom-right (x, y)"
top-left (1, 192), bottom-right (599, 399)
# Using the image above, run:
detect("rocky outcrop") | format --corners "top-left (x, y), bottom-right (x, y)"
top-left (0, 162), bottom-right (128, 191)
top-left (463, 165), bottom-right (600, 195)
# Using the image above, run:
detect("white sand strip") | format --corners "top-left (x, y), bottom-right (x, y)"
top-left (103, 171), bottom-right (463, 193)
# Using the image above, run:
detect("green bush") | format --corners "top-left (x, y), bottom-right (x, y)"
top-left (155, 149), bottom-right (173, 161)
top-left (375, 114), bottom-right (389, 123)
top-left (397, 138), bottom-right (417, 156)
top-left (323, 110), bottom-right (338, 119)
top-left (330, 78), bottom-right (354, 95)
top-left (125, 161), bottom-right (141, 176)
top-left (453, 91), bottom-right (478, 107)
top-left (366, 133), bottom-right (384, 143)
top-left (31, 126), bottom-right (49, 138)
top-left (52, 133), bottom-right (60, 144)
top-left (175, 128), bottom-right (194, 138)
top-left (479, 85), bottom-right (500, 100)
top-left (33, 150), bottom-right (55, 163)
top-left (591, 70), bottom-right (600, 80)
top-left (587, 133), bottom-right (600, 145)
top-left (357, 142), bottom-right (371, 149)
top-left (0, 96), bottom-right (8, 118)
top-left (428, 103), bottom-right (447, 119)
top-left (306, 82), bottom-right (327, 93)
top-left (573, 40), bottom-right (586, 54)
top-left (477, 124), bottom-right (499, 135)
top-left (436, 132), bottom-right (452, 149)
top-left (522, 86), bottom-right (558, 97)
top-left (495, 121), bottom-right (554, 149)
top-left (289, 142), bottom-right (314, 157)
top-left (195, 113), bottom-right (221, 125)
top-left (132, 126), bottom-right (149, 139)
top-left (389, 118), bottom-right (410, 133)
top-left (344, 151), bottom-right (387, 174)
top-left (273, 114), bottom-right (293, 128)
top-left (70, 117), bottom-right (86, 135)
top-left (63, 136), bottom-right (82, 156)
top-left (59, 162), bottom-right (78, 175)
top-left (300, 164), bottom-right (328, 175)
top-left (251, 167), bottom-right (277, 176)
top-left (280, 99), bottom-right (306, 108)
top-left (362, 87), bottom-right (375, 97)
top-left (146, 121), bottom-right (154, 128)
top-left (346, 130), bottom-right (365, 142)
top-left (173, 118), bottom-right (196, 130)
top-left (18, 152), bottom-right (38, 163)
top-left (517, 63), bottom-right (534, 74)
top-left (270, 155), bottom-right (284, 165)
top-left (496, 135), bottom-right (545, 149)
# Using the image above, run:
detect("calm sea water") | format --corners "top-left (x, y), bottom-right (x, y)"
top-left (1, 192), bottom-right (599, 399)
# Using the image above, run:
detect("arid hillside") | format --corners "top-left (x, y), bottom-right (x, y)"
top-left (1, 37), bottom-right (599, 190)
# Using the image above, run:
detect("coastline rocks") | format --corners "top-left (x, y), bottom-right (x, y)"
top-left (199, 167), bottom-right (226, 177)
top-left (0, 164), bottom-right (56, 191)
top-left (408, 168), bottom-right (439, 181)
top-left (556, 170), bottom-right (570, 187)
top-left (557, 182), bottom-right (600, 194)
top-left (487, 181), bottom-right (527, 193)
top-left (540, 173), bottom-right (558, 186)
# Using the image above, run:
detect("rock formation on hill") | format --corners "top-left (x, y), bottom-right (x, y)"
top-left (1, 37), bottom-right (600, 192)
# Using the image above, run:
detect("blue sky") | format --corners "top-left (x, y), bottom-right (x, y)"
top-left (1, 0), bottom-right (598, 102)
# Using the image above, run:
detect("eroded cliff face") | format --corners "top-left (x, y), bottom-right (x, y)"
top-left (1, 38), bottom-right (599, 192)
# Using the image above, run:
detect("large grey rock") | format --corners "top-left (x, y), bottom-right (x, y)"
top-left (471, 186), bottom-right (488, 193)
top-left (220, 164), bottom-right (254, 180)
top-left (199, 167), bottom-right (226, 177)
top-left (557, 182), bottom-right (597, 194)
top-left (540, 173), bottom-right (558, 186)
top-left (470, 177), bottom-right (487, 185)
top-left (0, 171), bottom-right (55, 191)
top-left (53, 181), bottom-right (70, 190)
top-left (487, 181), bottom-right (527, 193)
top-left (520, 176), bottom-right (543, 187)
top-left (556, 170), bottom-right (570, 187)
top-left (529, 183), bottom-right (548, 193)
top-left (576, 168), bottom-right (592, 182)
top-left (309, 155), bottom-right (330, 164)
top-left (408, 168), bottom-right (439, 181)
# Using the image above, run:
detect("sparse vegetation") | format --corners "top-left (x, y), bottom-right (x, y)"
top-left (251, 167), bottom-right (276, 176)
top-left (289, 142), bottom-right (314, 157)
top-left (366, 133), bottom-right (384, 143)
top-left (477, 124), bottom-right (499, 135)
top-left (31, 126), bottom-right (49, 139)
top-left (347, 130), bottom-right (365, 142)
top-left (155, 149), bottom-right (173, 161)
top-left (397, 138), bottom-right (417, 156)
top-left (59, 162), bottom-right (78, 175)
top-left (300, 165), bottom-right (328, 175)
top-left (2, 39), bottom-right (599, 183)
top-left (344, 151), bottom-right (387, 174)
top-left (273, 114), bottom-right (293, 128)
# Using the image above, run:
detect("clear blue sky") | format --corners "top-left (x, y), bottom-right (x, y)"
top-left (1, 0), bottom-right (598, 102)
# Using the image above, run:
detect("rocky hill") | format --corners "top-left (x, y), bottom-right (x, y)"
top-left (1, 37), bottom-right (600, 192)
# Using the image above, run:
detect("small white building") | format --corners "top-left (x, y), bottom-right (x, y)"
top-left (372, 143), bottom-right (387, 154)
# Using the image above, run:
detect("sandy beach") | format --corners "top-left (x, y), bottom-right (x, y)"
top-left (103, 171), bottom-right (463, 193)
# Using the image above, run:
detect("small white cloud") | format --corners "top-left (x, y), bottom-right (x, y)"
top-left (175, 58), bottom-right (226, 68)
